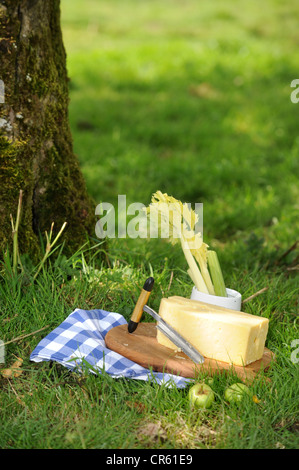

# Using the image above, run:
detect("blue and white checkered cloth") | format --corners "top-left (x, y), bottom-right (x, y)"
top-left (30, 308), bottom-right (190, 388)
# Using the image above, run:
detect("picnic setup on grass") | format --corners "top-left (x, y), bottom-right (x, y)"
top-left (30, 191), bottom-right (274, 392)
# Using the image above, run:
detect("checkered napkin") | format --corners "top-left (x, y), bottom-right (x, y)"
top-left (30, 308), bottom-right (190, 388)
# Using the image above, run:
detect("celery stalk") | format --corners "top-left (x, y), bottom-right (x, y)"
top-left (146, 191), bottom-right (226, 296)
top-left (207, 250), bottom-right (227, 297)
top-left (194, 253), bottom-right (216, 295)
top-left (182, 238), bottom-right (209, 294)
top-left (187, 268), bottom-right (197, 286)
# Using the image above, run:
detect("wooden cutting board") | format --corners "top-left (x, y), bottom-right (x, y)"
top-left (105, 323), bottom-right (274, 383)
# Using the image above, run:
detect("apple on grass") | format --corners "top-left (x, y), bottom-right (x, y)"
top-left (224, 383), bottom-right (251, 404)
top-left (188, 382), bottom-right (215, 409)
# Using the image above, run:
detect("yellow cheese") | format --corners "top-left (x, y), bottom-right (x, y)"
top-left (156, 296), bottom-right (269, 366)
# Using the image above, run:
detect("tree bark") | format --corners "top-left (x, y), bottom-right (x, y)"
top-left (0, 0), bottom-right (95, 260)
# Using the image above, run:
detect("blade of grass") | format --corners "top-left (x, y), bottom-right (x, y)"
top-left (33, 222), bottom-right (67, 281)
top-left (10, 190), bottom-right (23, 275)
top-left (2, 325), bottom-right (50, 346)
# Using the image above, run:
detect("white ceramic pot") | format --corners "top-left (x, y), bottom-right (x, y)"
top-left (190, 286), bottom-right (242, 311)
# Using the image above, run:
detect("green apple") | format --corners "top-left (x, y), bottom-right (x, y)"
top-left (224, 383), bottom-right (250, 404)
top-left (205, 376), bottom-right (214, 387)
top-left (188, 382), bottom-right (215, 409)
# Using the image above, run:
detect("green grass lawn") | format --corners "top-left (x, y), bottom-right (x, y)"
top-left (0, 0), bottom-right (298, 450)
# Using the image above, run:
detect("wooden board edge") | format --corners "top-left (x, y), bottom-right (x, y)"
top-left (105, 323), bottom-right (275, 383)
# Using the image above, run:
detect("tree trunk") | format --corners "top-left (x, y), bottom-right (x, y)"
top-left (0, 0), bottom-right (95, 260)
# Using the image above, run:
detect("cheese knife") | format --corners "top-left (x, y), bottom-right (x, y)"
top-left (128, 277), bottom-right (205, 364)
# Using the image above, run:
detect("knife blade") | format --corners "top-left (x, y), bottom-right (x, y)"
top-left (143, 305), bottom-right (205, 364)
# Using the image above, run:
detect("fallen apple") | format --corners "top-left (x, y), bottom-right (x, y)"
top-left (205, 376), bottom-right (214, 386)
top-left (224, 383), bottom-right (250, 404)
top-left (188, 382), bottom-right (215, 409)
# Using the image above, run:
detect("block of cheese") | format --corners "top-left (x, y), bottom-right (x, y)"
top-left (156, 296), bottom-right (269, 366)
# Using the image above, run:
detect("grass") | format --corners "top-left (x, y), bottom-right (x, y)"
top-left (0, 0), bottom-right (299, 450)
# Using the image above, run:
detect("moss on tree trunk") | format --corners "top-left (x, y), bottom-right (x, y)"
top-left (0, 0), bottom-right (96, 260)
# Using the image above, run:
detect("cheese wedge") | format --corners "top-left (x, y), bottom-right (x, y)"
top-left (156, 296), bottom-right (269, 366)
